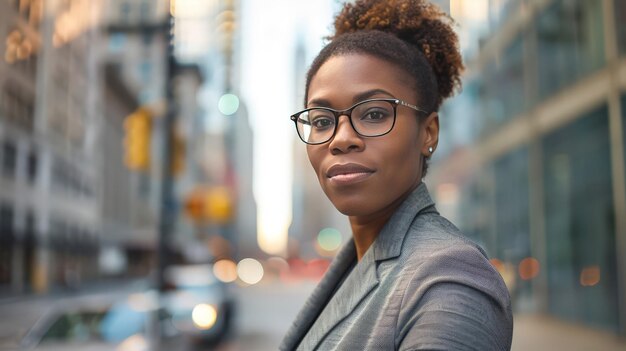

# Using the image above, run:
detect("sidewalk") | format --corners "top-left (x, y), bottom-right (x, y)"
top-left (512, 314), bottom-right (626, 351)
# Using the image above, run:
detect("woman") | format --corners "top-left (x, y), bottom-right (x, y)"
top-left (280, 0), bottom-right (513, 350)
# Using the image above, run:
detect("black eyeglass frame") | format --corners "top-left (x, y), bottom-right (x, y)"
top-left (290, 98), bottom-right (429, 145)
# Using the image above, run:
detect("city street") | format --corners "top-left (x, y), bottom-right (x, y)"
top-left (212, 280), bottom-right (315, 351)
top-left (0, 279), bottom-right (316, 351)
top-left (2, 279), bottom-right (626, 350)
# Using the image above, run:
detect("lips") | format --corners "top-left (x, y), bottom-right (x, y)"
top-left (326, 163), bottom-right (375, 185)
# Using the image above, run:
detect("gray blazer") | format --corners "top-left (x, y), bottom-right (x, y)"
top-left (280, 183), bottom-right (513, 351)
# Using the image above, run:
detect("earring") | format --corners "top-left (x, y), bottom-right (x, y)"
top-left (428, 147), bottom-right (434, 153)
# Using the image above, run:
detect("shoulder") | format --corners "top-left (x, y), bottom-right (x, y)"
top-left (399, 211), bottom-right (509, 310)
top-left (394, 213), bottom-right (513, 350)
top-left (405, 211), bottom-right (484, 254)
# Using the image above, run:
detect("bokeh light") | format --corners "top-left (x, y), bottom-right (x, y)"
top-left (213, 259), bottom-right (238, 283)
top-left (518, 257), bottom-right (540, 280)
top-left (237, 258), bottom-right (264, 285)
top-left (580, 266), bottom-right (601, 287)
top-left (317, 228), bottom-right (342, 252)
top-left (191, 304), bottom-right (217, 329)
top-left (116, 334), bottom-right (148, 351)
top-left (218, 93), bottom-right (239, 115)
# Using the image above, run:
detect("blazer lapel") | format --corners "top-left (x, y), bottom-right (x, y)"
top-left (300, 244), bottom-right (379, 350)
top-left (373, 182), bottom-right (437, 262)
top-left (280, 240), bottom-right (357, 351)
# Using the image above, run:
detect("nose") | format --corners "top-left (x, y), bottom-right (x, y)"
top-left (328, 114), bottom-right (364, 154)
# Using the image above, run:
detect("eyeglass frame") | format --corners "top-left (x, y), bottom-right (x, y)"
top-left (290, 98), bottom-right (429, 145)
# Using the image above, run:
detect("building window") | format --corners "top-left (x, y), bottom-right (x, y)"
top-left (2, 84), bottom-right (35, 131)
top-left (481, 35), bottom-right (526, 130)
top-left (140, 1), bottom-right (151, 22)
top-left (140, 61), bottom-right (152, 81)
top-left (542, 105), bottom-right (618, 331)
top-left (120, 2), bottom-right (132, 22)
top-left (2, 141), bottom-right (17, 178)
top-left (494, 148), bottom-right (531, 255)
top-left (616, 0), bottom-right (626, 56)
top-left (142, 32), bottom-right (152, 46)
top-left (108, 32), bottom-right (126, 53)
top-left (27, 150), bottom-right (37, 183)
top-left (0, 204), bottom-right (14, 286)
top-left (458, 168), bottom-right (496, 251)
top-left (0, 205), bottom-right (13, 232)
top-left (535, 0), bottom-right (605, 98)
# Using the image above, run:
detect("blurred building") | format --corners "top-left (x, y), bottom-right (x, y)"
top-left (0, 0), bottom-right (104, 294)
top-left (189, 0), bottom-right (258, 260)
top-left (0, 0), bottom-right (179, 296)
top-left (431, 0), bottom-right (626, 336)
top-left (232, 102), bottom-right (258, 259)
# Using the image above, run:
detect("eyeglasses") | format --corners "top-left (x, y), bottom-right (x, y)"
top-left (290, 98), bottom-right (428, 145)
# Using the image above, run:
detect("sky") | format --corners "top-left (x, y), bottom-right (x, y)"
top-left (239, 0), bottom-right (335, 255)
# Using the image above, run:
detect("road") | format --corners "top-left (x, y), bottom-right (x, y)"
top-left (211, 280), bottom-right (315, 351)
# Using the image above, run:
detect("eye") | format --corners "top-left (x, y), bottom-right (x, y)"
top-left (360, 108), bottom-right (391, 122)
top-left (311, 116), bottom-right (335, 129)
top-left (308, 110), bottom-right (335, 130)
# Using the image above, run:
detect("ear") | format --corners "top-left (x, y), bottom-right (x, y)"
top-left (421, 112), bottom-right (439, 157)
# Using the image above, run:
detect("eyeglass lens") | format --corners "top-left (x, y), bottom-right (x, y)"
top-left (296, 100), bottom-right (395, 144)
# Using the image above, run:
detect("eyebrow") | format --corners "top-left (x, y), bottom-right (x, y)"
top-left (307, 88), bottom-right (396, 108)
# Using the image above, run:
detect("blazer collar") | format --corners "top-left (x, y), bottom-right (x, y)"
top-left (280, 238), bottom-right (357, 351)
top-left (373, 182), bottom-right (437, 261)
top-left (280, 182), bottom-right (436, 351)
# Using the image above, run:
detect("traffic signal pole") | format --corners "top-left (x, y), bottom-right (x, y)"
top-left (153, 11), bottom-right (177, 347)
top-left (108, 6), bottom-right (177, 348)
top-left (157, 14), bottom-right (176, 294)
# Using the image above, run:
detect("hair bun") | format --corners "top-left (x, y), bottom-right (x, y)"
top-left (332, 0), bottom-right (463, 102)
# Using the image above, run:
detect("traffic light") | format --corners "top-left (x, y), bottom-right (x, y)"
top-left (123, 107), bottom-right (152, 171)
top-left (171, 130), bottom-right (186, 177)
top-left (183, 186), bottom-right (233, 224)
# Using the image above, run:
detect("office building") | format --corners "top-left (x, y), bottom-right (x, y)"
top-left (431, 0), bottom-right (626, 336)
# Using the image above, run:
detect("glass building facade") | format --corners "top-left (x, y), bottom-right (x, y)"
top-left (542, 106), bottom-right (618, 330)
top-left (433, 0), bottom-right (626, 336)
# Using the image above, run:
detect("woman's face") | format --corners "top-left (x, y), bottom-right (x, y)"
top-left (306, 54), bottom-right (434, 218)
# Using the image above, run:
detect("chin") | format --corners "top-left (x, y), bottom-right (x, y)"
top-left (327, 195), bottom-right (375, 217)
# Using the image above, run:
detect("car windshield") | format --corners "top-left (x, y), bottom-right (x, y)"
top-left (39, 303), bottom-right (147, 345)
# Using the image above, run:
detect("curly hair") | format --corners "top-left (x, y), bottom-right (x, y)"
top-left (304, 0), bottom-right (464, 113)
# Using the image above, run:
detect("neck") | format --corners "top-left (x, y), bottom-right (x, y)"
top-left (349, 181), bottom-right (421, 261)
top-left (349, 214), bottom-right (390, 261)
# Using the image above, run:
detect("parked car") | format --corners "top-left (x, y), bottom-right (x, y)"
top-left (162, 263), bottom-right (235, 345)
top-left (19, 291), bottom-right (176, 351)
